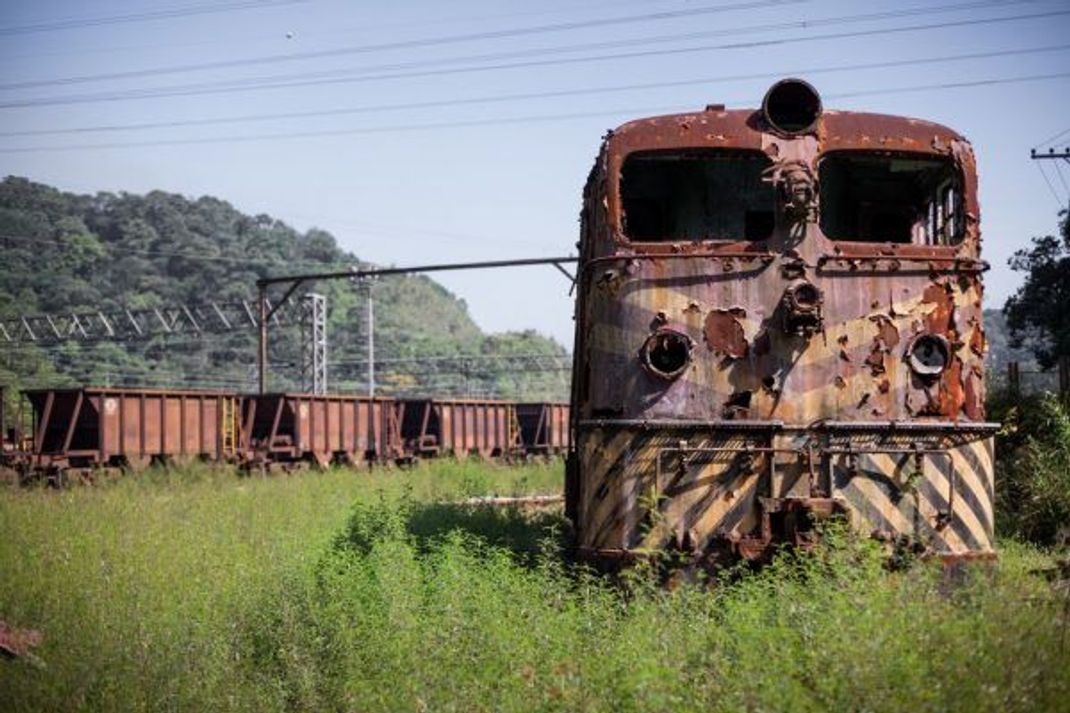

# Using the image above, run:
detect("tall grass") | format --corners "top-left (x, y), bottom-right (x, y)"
top-left (1, 460), bottom-right (1067, 712)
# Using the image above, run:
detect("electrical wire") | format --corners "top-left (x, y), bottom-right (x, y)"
top-left (1, 43), bottom-right (1065, 138)
top-left (1051, 159), bottom-right (1070, 198)
top-left (1034, 161), bottom-right (1066, 208)
top-left (16, 0), bottom-right (1024, 99)
top-left (1033, 125), bottom-right (1070, 149)
top-left (2, 70), bottom-right (1066, 154)
top-left (0, 0), bottom-right (809, 90)
top-left (1, 0), bottom-right (713, 63)
top-left (0, 0), bottom-right (307, 37)
top-left (0, 2), bottom-right (1059, 109)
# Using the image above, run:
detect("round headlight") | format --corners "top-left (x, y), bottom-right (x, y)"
top-left (640, 329), bottom-right (693, 380)
top-left (907, 334), bottom-right (950, 377)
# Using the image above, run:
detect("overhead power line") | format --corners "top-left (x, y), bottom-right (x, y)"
top-left (2, 71), bottom-right (1067, 154)
top-left (0, 0), bottom-right (307, 37)
top-left (0, 0), bottom-right (809, 91)
top-left (3, 0), bottom-right (1032, 100)
top-left (1033, 125), bottom-right (1070, 150)
top-left (0, 0), bottom-right (702, 62)
top-left (1, 44), bottom-right (1065, 138)
top-left (1033, 162), bottom-right (1065, 207)
top-left (0, 4), bottom-right (1062, 110)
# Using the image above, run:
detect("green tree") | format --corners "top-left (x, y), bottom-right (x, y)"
top-left (1003, 209), bottom-right (1070, 369)
top-left (0, 176), bottom-right (569, 400)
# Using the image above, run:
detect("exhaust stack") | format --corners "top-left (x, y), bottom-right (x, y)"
top-left (762, 78), bottom-right (822, 135)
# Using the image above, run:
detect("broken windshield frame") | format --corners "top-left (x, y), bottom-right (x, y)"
top-left (618, 149), bottom-right (775, 243)
top-left (818, 151), bottom-right (965, 246)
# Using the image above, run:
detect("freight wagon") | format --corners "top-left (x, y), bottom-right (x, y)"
top-left (396, 398), bottom-right (521, 459)
top-left (15, 386), bottom-right (569, 481)
top-left (516, 402), bottom-right (570, 456)
top-left (23, 387), bottom-right (238, 482)
top-left (240, 392), bottom-right (401, 468)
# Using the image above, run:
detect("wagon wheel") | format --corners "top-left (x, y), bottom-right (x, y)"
top-left (46, 468), bottom-right (68, 489)
top-left (122, 454), bottom-right (153, 473)
top-left (169, 454), bottom-right (195, 468)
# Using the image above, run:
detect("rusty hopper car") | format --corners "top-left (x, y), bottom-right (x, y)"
top-left (516, 402), bottom-right (571, 455)
top-left (396, 398), bottom-right (521, 459)
top-left (240, 393), bottom-right (401, 468)
top-left (567, 79), bottom-right (997, 567)
top-left (24, 387), bottom-right (239, 480)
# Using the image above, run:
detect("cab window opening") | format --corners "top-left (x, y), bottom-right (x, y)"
top-left (620, 150), bottom-right (775, 242)
top-left (819, 152), bottom-right (964, 245)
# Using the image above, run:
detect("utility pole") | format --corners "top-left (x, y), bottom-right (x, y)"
top-left (258, 284), bottom-right (268, 394)
top-left (366, 285), bottom-right (374, 398)
top-left (349, 266), bottom-right (375, 398)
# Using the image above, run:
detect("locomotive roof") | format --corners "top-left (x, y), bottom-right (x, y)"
top-left (607, 108), bottom-right (967, 154)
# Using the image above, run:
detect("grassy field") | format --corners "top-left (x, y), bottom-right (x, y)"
top-left (1, 461), bottom-right (1067, 712)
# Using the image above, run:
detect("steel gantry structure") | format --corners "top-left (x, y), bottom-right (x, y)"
top-left (0, 298), bottom-right (299, 346)
top-left (255, 256), bottom-right (578, 394)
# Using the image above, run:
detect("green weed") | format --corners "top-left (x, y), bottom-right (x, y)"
top-left (1, 459), bottom-right (1067, 712)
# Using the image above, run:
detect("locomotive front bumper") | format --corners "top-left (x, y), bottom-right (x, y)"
top-left (569, 419), bottom-right (999, 565)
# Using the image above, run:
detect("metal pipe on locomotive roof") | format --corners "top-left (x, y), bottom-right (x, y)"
top-left (761, 78), bottom-right (822, 135)
top-left (255, 255), bottom-right (578, 394)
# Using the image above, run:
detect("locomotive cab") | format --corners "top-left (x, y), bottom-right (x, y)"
top-left (568, 79), bottom-right (996, 567)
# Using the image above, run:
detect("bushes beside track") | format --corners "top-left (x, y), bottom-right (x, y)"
top-left (988, 391), bottom-right (1070, 546)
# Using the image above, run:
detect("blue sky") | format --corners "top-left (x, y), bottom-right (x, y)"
top-left (2, 0), bottom-right (1069, 348)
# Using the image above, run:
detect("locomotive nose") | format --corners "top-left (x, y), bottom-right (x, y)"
top-left (762, 78), bottom-right (822, 134)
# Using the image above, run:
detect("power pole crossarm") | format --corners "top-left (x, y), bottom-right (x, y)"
top-left (1030, 148), bottom-right (1070, 160)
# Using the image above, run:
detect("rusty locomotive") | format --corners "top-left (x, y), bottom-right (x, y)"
top-left (566, 79), bottom-right (996, 566)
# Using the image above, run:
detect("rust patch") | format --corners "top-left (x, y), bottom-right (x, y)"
top-left (938, 357), bottom-right (966, 416)
top-left (870, 315), bottom-right (900, 350)
top-left (921, 282), bottom-right (955, 333)
top-left (877, 379), bottom-right (891, 394)
top-left (834, 376), bottom-right (847, 389)
top-left (964, 366), bottom-right (984, 421)
top-left (969, 324), bottom-right (986, 357)
top-left (911, 355), bottom-right (967, 418)
top-left (864, 346), bottom-right (886, 376)
top-left (704, 308), bottom-right (749, 359)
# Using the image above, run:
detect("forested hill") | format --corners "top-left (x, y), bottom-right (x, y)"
top-left (0, 176), bottom-right (569, 404)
